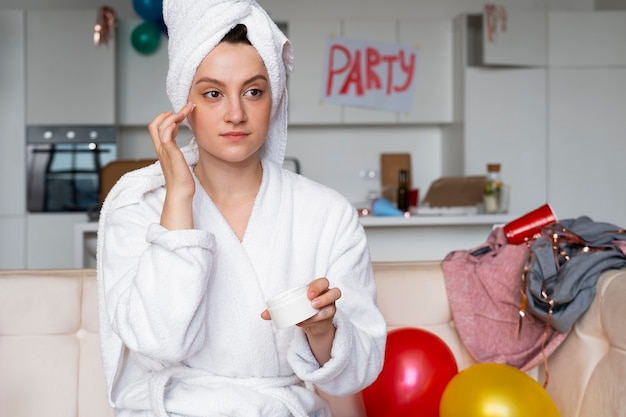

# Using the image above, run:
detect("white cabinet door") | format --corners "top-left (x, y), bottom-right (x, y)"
top-left (482, 10), bottom-right (547, 67)
top-left (26, 213), bottom-right (87, 268)
top-left (26, 10), bottom-right (115, 125)
top-left (461, 11), bottom-right (547, 68)
top-left (0, 10), bottom-right (25, 216)
top-left (117, 19), bottom-right (171, 125)
top-left (464, 68), bottom-right (547, 216)
top-left (398, 19), bottom-right (453, 124)
top-left (288, 19), bottom-right (342, 125)
top-left (342, 19), bottom-right (397, 124)
top-left (548, 68), bottom-right (626, 226)
top-left (549, 11), bottom-right (626, 67)
top-left (0, 216), bottom-right (26, 268)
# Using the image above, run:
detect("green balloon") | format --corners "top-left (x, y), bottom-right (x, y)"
top-left (131, 21), bottom-right (161, 55)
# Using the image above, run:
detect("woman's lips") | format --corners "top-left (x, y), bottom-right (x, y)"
top-left (222, 132), bottom-right (248, 141)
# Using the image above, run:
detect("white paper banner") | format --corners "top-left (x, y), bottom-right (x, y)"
top-left (321, 36), bottom-right (419, 112)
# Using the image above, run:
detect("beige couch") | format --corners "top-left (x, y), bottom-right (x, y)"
top-left (1, 263), bottom-right (625, 417)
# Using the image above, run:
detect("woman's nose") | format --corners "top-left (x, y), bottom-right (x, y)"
top-left (224, 97), bottom-right (247, 124)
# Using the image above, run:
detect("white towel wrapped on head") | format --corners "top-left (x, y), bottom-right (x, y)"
top-left (163, 0), bottom-right (293, 166)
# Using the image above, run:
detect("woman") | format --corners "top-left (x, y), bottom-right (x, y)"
top-left (96, 1), bottom-right (386, 416)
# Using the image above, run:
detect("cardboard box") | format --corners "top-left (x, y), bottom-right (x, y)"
top-left (422, 176), bottom-right (486, 207)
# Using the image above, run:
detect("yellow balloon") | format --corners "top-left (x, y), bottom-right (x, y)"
top-left (440, 363), bottom-right (560, 417)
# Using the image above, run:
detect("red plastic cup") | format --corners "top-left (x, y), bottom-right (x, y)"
top-left (503, 203), bottom-right (557, 245)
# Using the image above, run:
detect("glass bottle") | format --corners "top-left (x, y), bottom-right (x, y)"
top-left (397, 169), bottom-right (410, 212)
top-left (483, 163), bottom-right (502, 214)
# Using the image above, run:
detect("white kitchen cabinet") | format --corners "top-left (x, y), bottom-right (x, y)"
top-left (398, 19), bottom-right (453, 124)
top-left (342, 19), bottom-right (398, 125)
top-left (545, 11), bottom-right (626, 227)
top-left (287, 19), bottom-right (343, 125)
top-left (445, 15), bottom-right (548, 217)
top-left (26, 213), bottom-right (87, 269)
top-left (0, 216), bottom-right (26, 269)
top-left (482, 10), bottom-right (547, 67)
top-left (549, 11), bottom-right (626, 67)
top-left (0, 10), bottom-right (25, 217)
top-left (463, 68), bottom-right (547, 216)
top-left (548, 68), bottom-right (626, 226)
top-left (117, 18), bottom-right (171, 125)
top-left (464, 11), bottom-right (547, 67)
top-left (26, 9), bottom-right (115, 125)
top-left (361, 214), bottom-right (512, 262)
top-left (451, 11), bottom-right (626, 227)
top-left (287, 18), bottom-right (453, 125)
top-left (0, 10), bottom-right (27, 269)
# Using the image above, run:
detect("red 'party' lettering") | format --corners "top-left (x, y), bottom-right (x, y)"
top-left (326, 43), bottom-right (416, 97)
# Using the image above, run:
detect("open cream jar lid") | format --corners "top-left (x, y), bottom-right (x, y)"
top-left (266, 285), bottom-right (319, 328)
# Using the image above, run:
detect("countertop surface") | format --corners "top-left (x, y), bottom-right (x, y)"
top-left (358, 213), bottom-right (511, 227)
top-left (74, 213), bottom-right (513, 266)
top-left (76, 213), bottom-right (513, 231)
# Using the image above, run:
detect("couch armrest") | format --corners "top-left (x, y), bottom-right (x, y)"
top-left (542, 268), bottom-right (626, 417)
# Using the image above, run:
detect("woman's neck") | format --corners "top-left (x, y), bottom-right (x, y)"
top-left (193, 157), bottom-right (263, 241)
top-left (194, 158), bottom-right (263, 203)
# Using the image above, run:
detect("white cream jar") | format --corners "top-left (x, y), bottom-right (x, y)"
top-left (266, 285), bottom-right (319, 328)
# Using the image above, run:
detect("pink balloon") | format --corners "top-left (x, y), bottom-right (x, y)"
top-left (362, 328), bottom-right (458, 417)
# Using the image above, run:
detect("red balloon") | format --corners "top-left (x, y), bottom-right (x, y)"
top-left (362, 328), bottom-right (458, 417)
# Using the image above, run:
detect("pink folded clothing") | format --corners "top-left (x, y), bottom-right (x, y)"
top-left (442, 227), bottom-right (568, 371)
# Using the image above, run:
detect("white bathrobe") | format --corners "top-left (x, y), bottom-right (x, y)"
top-left (97, 141), bottom-right (387, 416)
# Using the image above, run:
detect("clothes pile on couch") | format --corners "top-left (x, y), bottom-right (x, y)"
top-left (442, 215), bottom-right (626, 371)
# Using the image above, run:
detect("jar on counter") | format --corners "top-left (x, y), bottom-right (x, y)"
top-left (483, 163), bottom-right (503, 214)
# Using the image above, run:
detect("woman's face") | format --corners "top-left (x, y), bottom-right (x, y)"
top-left (187, 41), bottom-right (271, 166)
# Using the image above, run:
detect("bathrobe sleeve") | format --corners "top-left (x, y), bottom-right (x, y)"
top-left (286, 200), bottom-right (387, 396)
top-left (100, 190), bottom-right (216, 363)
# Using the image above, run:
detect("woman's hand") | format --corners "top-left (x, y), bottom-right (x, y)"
top-left (148, 103), bottom-right (196, 230)
top-left (300, 278), bottom-right (341, 365)
top-left (261, 277), bottom-right (341, 365)
top-left (300, 278), bottom-right (341, 334)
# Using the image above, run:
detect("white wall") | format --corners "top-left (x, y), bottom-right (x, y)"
top-left (7, 0), bottom-right (622, 268)
top-left (1, 0), bottom-right (598, 208)
top-left (110, 0), bottom-right (592, 206)
top-left (0, 0), bottom-right (602, 18)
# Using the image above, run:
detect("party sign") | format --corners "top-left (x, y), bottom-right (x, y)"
top-left (321, 36), bottom-right (419, 112)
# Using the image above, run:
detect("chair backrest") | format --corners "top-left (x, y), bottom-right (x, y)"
top-left (100, 159), bottom-right (156, 202)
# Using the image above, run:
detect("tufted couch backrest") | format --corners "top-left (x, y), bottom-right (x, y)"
top-left (0, 269), bottom-right (113, 417)
top-left (1, 265), bottom-right (626, 417)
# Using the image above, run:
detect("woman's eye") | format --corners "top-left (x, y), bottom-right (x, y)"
top-left (204, 90), bottom-right (221, 99)
top-left (245, 88), bottom-right (263, 97)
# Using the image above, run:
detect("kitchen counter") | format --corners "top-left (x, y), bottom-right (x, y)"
top-left (359, 213), bottom-right (509, 227)
top-left (359, 213), bottom-right (512, 262)
top-left (74, 213), bottom-right (513, 267)
top-left (74, 222), bottom-right (98, 268)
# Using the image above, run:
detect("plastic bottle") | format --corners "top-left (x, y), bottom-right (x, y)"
top-left (483, 163), bottom-right (503, 214)
top-left (397, 169), bottom-right (410, 212)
